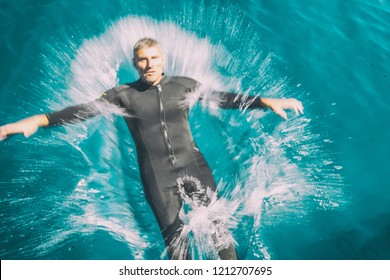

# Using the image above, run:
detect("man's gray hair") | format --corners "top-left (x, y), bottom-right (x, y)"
top-left (133, 38), bottom-right (161, 56)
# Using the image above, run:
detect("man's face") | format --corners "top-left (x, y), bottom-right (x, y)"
top-left (133, 46), bottom-right (165, 85)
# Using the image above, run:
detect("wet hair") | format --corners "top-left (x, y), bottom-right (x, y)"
top-left (133, 38), bottom-right (161, 57)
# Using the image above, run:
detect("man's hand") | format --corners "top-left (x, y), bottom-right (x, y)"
top-left (260, 98), bottom-right (304, 120)
top-left (0, 114), bottom-right (49, 141)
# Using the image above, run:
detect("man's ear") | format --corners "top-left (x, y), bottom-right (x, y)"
top-left (132, 58), bottom-right (137, 68)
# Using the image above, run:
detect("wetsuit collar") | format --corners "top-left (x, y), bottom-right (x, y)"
top-left (160, 74), bottom-right (170, 85)
top-left (154, 73), bottom-right (169, 86)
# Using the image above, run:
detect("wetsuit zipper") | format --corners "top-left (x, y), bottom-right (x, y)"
top-left (157, 84), bottom-right (177, 167)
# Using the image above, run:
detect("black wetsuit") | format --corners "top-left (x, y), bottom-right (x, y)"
top-left (46, 76), bottom-right (265, 259)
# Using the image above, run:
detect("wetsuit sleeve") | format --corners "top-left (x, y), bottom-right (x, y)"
top-left (45, 88), bottom-right (121, 126)
top-left (212, 91), bottom-right (267, 110)
top-left (212, 91), bottom-right (266, 109)
top-left (182, 77), bottom-right (266, 110)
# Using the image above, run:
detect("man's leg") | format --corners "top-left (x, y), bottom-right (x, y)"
top-left (161, 215), bottom-right (191, 260)
top-left (177, 175), bottom-right (238, 260)
top-left (218, 244), bottom-right (238, 260)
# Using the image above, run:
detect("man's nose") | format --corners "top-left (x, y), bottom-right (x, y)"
top-left (147, 58), bottom-right (157, 68)
top-left (146, 59), bottom-right (152, 68)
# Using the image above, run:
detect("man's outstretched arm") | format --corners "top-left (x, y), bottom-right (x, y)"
top-left (0, 101), bottom-right (110, 141)
top-left (0, 88), bottom-right (122, 141)
top-left (0, 114), bottom-right (49, 141)
top-left (213, 90), bottom-right (304, 120)
top-left (0, 101), bottom-right (102, 141)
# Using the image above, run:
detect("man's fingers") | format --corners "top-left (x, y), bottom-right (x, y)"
top-left (297, 101), bottom-right (304, 114)
top-left (287, 99), bottom-right (304, 116)
top-left (0, 126), bottom-right (8, 141)
top-left (275, 109), bottom-right (288, 120)
top-left (266, 98), bottom-right (304, 120)
top-left (0, 117), bottom-right (43, 140)
top-left (0, 123), bottom-right (26, 139)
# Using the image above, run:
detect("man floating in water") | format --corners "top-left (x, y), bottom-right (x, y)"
top-left (0, 38), bottom-right (304, 259)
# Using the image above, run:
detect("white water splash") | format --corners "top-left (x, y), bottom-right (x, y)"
top-left (171, 176), bottom-right (239, 259)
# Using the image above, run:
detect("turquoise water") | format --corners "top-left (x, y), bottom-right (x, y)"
top-left (0, 0), bottom-right (389, 260)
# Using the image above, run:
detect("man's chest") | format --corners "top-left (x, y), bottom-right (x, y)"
top-left (119, 85), bottom-right (189, 119)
